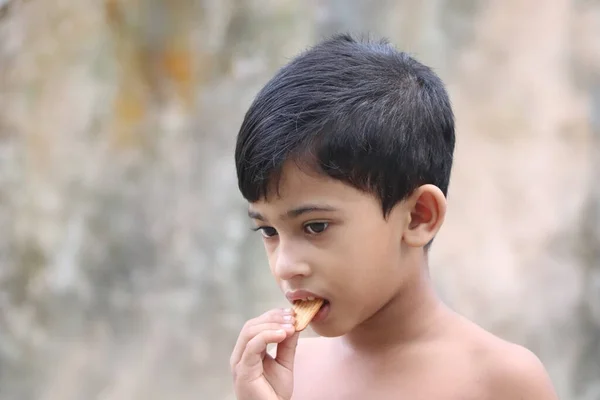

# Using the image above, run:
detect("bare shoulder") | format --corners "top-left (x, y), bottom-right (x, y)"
top-left (452, 317), bottom-right (559, 400)
top-left (445, 316), bottom-right (558, 400)
top-left (483, 340), bottom-right (559, 400)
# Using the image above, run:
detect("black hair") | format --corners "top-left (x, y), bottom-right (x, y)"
top-left (235, 33), bottom-right (455, 217)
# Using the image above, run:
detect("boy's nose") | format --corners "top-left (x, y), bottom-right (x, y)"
top-left (273, 243), bottom-right (311, 281)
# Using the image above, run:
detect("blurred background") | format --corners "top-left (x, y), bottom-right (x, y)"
top-left (0, 0), bottom-right (599, 399)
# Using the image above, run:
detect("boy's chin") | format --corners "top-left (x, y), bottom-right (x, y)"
top-left (308, 319), bottom-right (354, 338)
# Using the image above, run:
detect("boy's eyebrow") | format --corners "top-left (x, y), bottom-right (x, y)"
top-left (248, 204), bottom-right (339, 221)
top-left (285, 204), bottom-right (338, 219)
top-left (247, 209), bottom-right (266, 221)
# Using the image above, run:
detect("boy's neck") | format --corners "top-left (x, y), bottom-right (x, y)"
top-left (339, 260), bottom-right (454, 355)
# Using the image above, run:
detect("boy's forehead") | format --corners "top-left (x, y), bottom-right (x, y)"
top-left (248, 163), bottom-right (381, 222)
top-left (263, 161), bottom-right (350, 202)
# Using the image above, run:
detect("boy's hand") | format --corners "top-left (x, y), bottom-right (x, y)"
top-left (230, 308), bottom-right (300, 400)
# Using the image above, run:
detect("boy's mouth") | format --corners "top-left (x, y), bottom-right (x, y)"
top-left (285, 289), bottom-right (328, 304)
top-left (294, 295), bottom-right (319, 302)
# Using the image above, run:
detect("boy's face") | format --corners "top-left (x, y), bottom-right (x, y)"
top-left (248, 161), bottom-right (417, 337)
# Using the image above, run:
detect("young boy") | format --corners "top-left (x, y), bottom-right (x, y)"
top-left (229, 34), bottom-right (558, 400)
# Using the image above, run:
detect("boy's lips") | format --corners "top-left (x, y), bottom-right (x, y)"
top-left (285, 289), bottom-right (328, 304)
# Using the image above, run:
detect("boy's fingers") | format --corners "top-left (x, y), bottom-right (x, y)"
top-left (230, 309), bottom-right (295, 368)
top-left (275, 330), bottom-right (300, 371)
top-left (237, 329), bottom-right (287, 376)
top-left (230, 322), bottom-right (295, 368)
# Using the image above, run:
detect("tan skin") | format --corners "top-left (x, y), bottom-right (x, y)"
top-left (230, 161), bottom-right (559, 400)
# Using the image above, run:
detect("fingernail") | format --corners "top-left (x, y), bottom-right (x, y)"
top-left (282, 324), bottom-right (294, 329)
top-left (283, 315), bottom-right (293, 321)
top-left (276, 329), bottom-right (285, 334)
top-left (282, 308), bottom-right (293, 314)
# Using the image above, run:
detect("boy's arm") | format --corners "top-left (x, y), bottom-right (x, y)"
top-left (491, 344), bottom-right (559, 400)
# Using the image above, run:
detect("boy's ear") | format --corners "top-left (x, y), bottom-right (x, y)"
top-left (403, 184), bottom-right (447, 248)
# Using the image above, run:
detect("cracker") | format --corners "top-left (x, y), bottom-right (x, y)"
top-left (292, 299), bottom-right (325, 331)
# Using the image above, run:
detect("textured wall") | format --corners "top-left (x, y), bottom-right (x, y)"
top-left (0, 0), bottom-right (598, 399)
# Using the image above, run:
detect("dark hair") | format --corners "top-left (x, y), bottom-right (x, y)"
top-left (235, 33), bottom-right (455, 217)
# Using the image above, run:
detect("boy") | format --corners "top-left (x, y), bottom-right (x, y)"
top-left (229, 34), bottom-right (558, 400)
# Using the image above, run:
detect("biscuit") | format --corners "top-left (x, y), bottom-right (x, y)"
top-left (292, 299), bottom-right (325, 331)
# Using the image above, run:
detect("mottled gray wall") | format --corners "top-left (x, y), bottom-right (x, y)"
top-left (0, 1), bottom-right (598, 399)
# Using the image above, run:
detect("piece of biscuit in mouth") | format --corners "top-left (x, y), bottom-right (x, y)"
top-left (292, 299), bottom-right (325, 331)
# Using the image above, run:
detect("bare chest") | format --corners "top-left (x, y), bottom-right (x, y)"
top-left (293, 380), bottom-right (484, 400)
top-left (292, 360), bottom-right (488, 400)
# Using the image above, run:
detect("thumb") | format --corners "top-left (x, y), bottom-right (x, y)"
top-left (275, 331), bottom-right (300, 371)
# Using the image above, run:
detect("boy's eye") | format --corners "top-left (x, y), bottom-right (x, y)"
top-left (304, 222), bottom-right (328, 235)
top-left (257, 226), bottom-right (278, 238)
